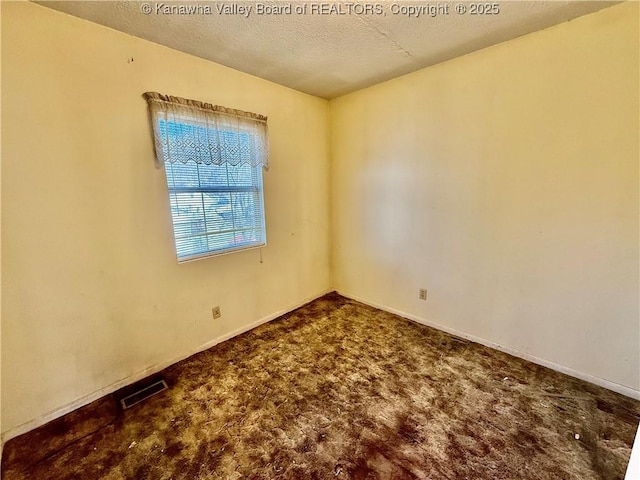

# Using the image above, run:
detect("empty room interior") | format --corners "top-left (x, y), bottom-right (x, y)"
top-left (1, 0), bottom-right (639, 478)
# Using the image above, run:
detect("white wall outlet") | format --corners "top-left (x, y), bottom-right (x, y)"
top-left (212, 306), bottom-right (221, 319)
top-left (419, 289), bottom-right (428, 300)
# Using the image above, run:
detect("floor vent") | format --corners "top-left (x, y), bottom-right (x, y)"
top-left (120, 379), bottom-right (168, 410)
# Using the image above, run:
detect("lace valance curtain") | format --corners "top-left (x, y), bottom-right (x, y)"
top-left (143, 92), bottom-right (269, 170)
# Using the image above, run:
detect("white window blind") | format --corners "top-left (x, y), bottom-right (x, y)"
top-left (144, 92), bottom-right (268, 262)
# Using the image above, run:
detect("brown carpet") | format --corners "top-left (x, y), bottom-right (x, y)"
top-left (3, 293), bottom-right (639, 479)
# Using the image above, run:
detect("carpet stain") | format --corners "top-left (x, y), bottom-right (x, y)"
top-left (2, 293), bottom-right (638, 479)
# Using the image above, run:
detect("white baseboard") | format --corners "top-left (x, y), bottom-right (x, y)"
top-left (1, 289), bottom-right (332, 444)
top-left (4, 288), bottom-right (637, 444)
top-left (337, 290), bottom-right (640, 401)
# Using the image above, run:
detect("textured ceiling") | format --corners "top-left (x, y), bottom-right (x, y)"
top-left (37, 1), bottom-right (618, 99)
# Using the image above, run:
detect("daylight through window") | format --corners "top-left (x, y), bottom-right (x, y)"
top-left (144, 92), bottom-right (268, 262)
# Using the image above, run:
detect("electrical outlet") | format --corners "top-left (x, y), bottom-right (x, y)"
top-left (419, 289), bottom-right (428, 300)
top-left (212, 306), bottom-right (221, 319)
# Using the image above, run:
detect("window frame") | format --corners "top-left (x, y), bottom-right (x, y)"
top-left (143, 92), bottom-right (269, 263)
top-left (163, 159), bottom-right (267, 263)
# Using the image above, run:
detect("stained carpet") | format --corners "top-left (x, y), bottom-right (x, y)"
top-left (3, 293), bottom-right (639, 479)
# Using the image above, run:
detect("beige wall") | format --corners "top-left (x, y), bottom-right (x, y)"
top-left (331, 3), bottom-right (639, 393)
top-left (1, 2), bottom-right (331, 434)
top-left (0, 0), bottom-right (3, 447)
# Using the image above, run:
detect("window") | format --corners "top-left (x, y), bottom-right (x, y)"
top-left (164, 146), bottom-right (266, 261)
top-left (144, 92), bottom-right (268, 262)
